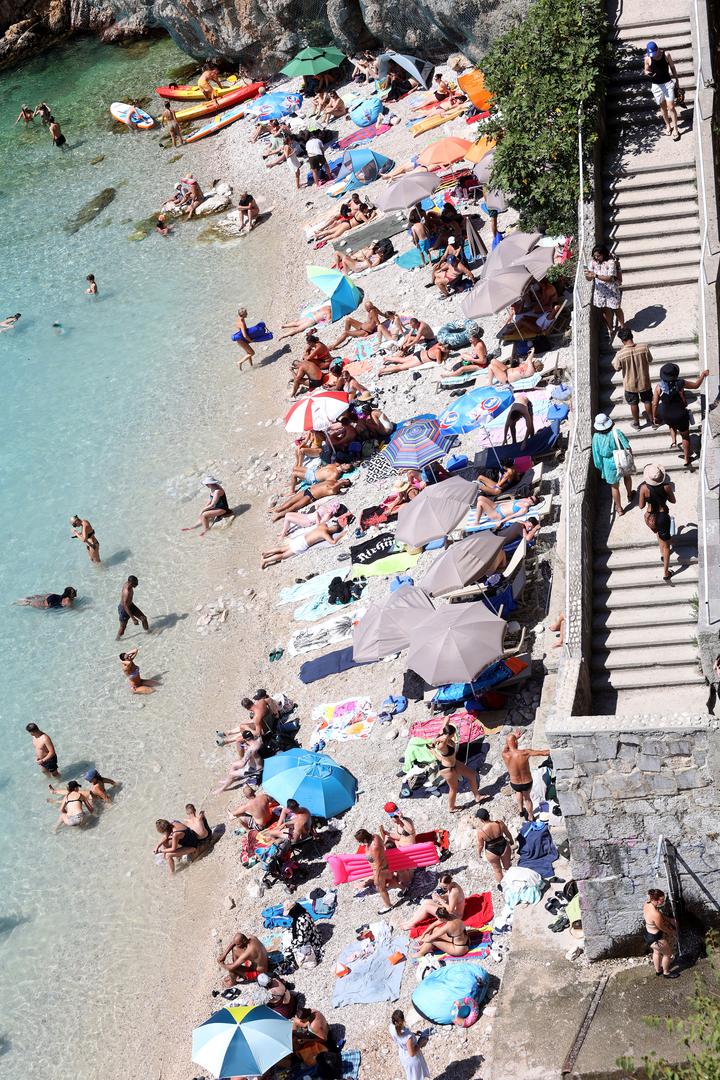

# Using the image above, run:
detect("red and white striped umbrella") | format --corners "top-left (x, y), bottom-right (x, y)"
top-left (284, 390), bottom-right (350, 433)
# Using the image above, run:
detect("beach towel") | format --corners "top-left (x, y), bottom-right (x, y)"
top-left (332, 933), bottom-right (408, 1007)
top-left (350, 531), bottom-right (396, 566)
top-left (460, 493), bottom-right (552, 533)
top-left (343, 358), bottom-right (374, 379)
top-left (293, 1050), bottom-right (362, 1080)
top-left (299, 646), bottom-right (373, 684)
top-left (336, 122), bottom-right (392, 149)
top-left (409, 892), bottom-right (494, 939)
top-left (261, 896), bottom-right (336, 929)
top-left (279, 570), bottom-right (342, 606)
top-left (394, 246), bottom-right (446, 270)
top-left (409, 712), bottom-right (487, 744)
top-left (288, 609), bottom-right (363, 656)
top-left (431, 933), bottom-right (493, 963)
top-left (411, 105), bottom-right (467, 135)
top-left (350, 551), bottom-right (420, 578)
top-left (310, 696), bottom-right (377, 743)
top-left (517, 821), bottom-right (558, 879)
top-left (402, 738), bottom-right (438, 772)
top-left (326, 842), bottom-right (440, 885)
top-left (431, 657), bottom-right (529, 702)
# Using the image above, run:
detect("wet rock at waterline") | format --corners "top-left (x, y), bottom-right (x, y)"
top-left (64, 187), bottom-right (116, 234)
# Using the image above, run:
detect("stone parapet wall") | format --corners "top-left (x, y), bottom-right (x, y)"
top-left (547, 713), bottom-right (720, 959)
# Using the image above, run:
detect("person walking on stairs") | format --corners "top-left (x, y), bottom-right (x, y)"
top-left (585, 244), bottom-right (624, 337)
top-left (592, 413), bottom-right (634, 516)
top-left (613, 327), bottom-right (655, 429)
top-left (643, 41), bottom-right (681, 141)
top-left (651, 362), bottom-right (710, 471)
top-left (637, 464), bottom-right (676, 582)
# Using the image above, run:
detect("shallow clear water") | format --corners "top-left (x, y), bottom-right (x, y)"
top-left (0, 37), bottom-right (264, 1078)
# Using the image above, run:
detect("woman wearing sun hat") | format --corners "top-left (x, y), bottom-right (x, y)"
top-left (638, 464), bottom-right (676, 581)
top-left (652, 362), bottom-right (710, 470)
top-left (591, 413), bottom-right (634, 515)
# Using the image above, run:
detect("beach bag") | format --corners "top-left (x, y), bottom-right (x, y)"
top-left (612, 427), bottom-right (634, 477)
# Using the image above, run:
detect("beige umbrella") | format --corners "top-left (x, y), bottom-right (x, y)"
top-left (472, 149), bottom-right (495, 185)
top-left (461, 268), bottom-right (533, 319)
top-left (484, 189), bottom-right (508, 212)
top-left (420, 534), bottom-right (505, 597)
top-left (395, 476), bottom-right (479, 548)
top-left (407, 604), bottom-right (507, 685)
top-left (511, 245), bottom-right (555, 280)
top-left (352, 584), bottom-right (434, 662)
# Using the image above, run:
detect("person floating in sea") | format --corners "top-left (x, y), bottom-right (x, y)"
top-left (117, 575), bottom-right (150, 639)
top-left (49, 116), bottom-right (67, 149)
top-left (160, 103), bottom-right (183, 147)
top-left (16, 586), bottom-right (77, 609)
top-left (182, 475), bottom-right (233, 537)
top-left (119, 649), bottom-right (157, 694)
top-left (0, 313), bottom-right (21, 332)
top-left (85, 274), bottom-right (98, 295)
top-left (34, 101), bottom-right (52, 124)
top-left (26, 723), bottom-right (60, 777)
top-left (16, 105), bottom-right (34, 125)
top-left (70, 515), bottom-right (100, 564)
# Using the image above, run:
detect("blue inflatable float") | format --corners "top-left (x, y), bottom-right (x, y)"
top-left (231, 321), bottom-right (273, 343)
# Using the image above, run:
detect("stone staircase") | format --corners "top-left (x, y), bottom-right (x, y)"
top-left (590, 9), bottom-right (707, 713)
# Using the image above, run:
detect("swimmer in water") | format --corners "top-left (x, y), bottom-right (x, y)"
top-left (52, 780), bottom-right (93, 831)
top-left (85, 274), bottom-right (98, 295)
top-left (53, 322), bottom-right (64, 335)
top-left (155, 214), bottom-right (171, 236)
top-left (117, 575), bottom-right (150, 639)
top-left (49, 116), bottom-right (67, 149)
top-left (0, 314), bottom-right (21, 332)
top-left (16, 587), bottom-right (77, 609)
top-left (26, 723), bottom-right (60, 777)
top-left (70, 515), bottom-right (100, 564)
top-left (34, 101), bottom-right (52, 124)
top-left (16, 105), bottom-right (34, 124)
top-left (119, 649), bottom-right (157, 694)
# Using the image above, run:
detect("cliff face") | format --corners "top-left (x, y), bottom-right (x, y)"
top-left (0, 0), bottom-right (528, 72)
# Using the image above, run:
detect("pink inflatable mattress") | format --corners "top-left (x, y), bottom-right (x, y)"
top-left (326, 841), bottom-right (440, 884)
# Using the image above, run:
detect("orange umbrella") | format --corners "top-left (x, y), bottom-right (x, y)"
top-left (458, 69), bottom-right (494, 112)
top-left (418, 137), bottom-right (473, 168)
top-left (464, 136), bottom-right (496, 164)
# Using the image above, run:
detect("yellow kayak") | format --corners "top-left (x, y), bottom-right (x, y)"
top-left (156, 76), bottom-right (241, 101)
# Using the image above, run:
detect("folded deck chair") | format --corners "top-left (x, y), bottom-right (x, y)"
top-left (498, 299), bottom-right (569, 343)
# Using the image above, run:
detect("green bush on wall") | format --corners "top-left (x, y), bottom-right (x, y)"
top-left (482, 0), bottom-right (608, 235)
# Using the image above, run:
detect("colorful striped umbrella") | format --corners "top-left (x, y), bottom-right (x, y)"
top-left (262, 747), bottom-right (357, 818)
top-left (192, 1004), bottom-right (293, 1078)
top-left (438, 384), bottom-right (514, 434)
top-left (284, 389), bottom-right (350, 432)
top-left (418, 137), bottom-right (473, 168)
top-left (281, 46), bottom-right (346, 78)
top-left (383, 417), bottom-right (455, 470)
top-left (306, 265), bottom-right (362, 321)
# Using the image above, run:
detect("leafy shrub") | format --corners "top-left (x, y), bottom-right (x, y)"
top-left (481, 0), bottom-right (608, 234)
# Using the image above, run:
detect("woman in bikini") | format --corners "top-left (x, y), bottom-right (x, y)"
top-left (476, 808), bottom-right (514, 882)
top-left (154, 818), bottom-right (202, 877)
top-left (270, 477), bottom-right (352, 520)
top-left (289, 460), bottom-right (352, 493)
top-left (475, 493), bottom-right (540, 526)
top-left (643, 889), bottom-right (679, 977)
top-left (54, 781), bottom-right (93, 831)
top-left (70, 516), bottom-right (100, 564)
top-left (328, 300), bottom-right (388, 350)
top-left (401, 873), bottom-right (465, 930)
top-left (413, 907), bottom-right (470, 957)
top-left (119, 649), bottom-right (156, 695)
top-left (260, 518), bottom-right (347, 569)
top-left (430, 724), bottom-right (486, 812)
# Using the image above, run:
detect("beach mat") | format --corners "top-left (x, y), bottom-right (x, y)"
top-left (336, 122), bottom-right (392, 149)
top-left (409, 892), bottom-right (494, 939)
top-left (333, 212), bottom-right (407, 254)
top-left (299, 645), bottom-right (373, 684)
top-left (310, 696), bottom-right (377, 743)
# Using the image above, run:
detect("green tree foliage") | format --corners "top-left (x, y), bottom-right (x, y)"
top-left (481, 0), bottom-right (608, 234)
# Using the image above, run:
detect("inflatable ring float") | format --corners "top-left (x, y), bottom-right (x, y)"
top-left (451, 995), bottom-right (480, 1028)
top-left (437, 320), bottom-right (481, 349)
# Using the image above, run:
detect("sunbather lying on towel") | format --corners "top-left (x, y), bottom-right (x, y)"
top-left (379, 340), bottom-right (449, 376)
top-left (271, 477), bottom-right (353, 520)
top-left (475, 354), bottom-right (544, 386)
top-left (329, 300), bottom-right (389, 349)
top-left (332, 241), bottom-right (391, 273)
top-left (279, 499), bottom-right (346, 536)
top-left (476, 493), bottom-right (540, 525)
top-left (280, 302), bottom-right (333, 341)
top-left (412, 907), bottom-right (470, 957)
top-left (261, 517), bottom-right (350, 568)
top-left (401, 873), bottom-right (465, 930)
top-left (290, 460), bottom-right (352, 492)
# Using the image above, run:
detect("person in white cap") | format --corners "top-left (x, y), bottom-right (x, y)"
top-left (181, 476), bottom-right (232, 537)
top-left (591, 413), bottom-right (633, 515)
top-left (638, 463), bottom-right (676, 581)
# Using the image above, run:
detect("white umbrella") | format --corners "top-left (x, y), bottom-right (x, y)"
top-left (377, 51), bottom-right (434, 89)
top-left (407, 604), bottom-right (507, 685)
top-left (511, 246), bottom-right (556, 280)
top-left (472, 149), bottom-right (495, 185)
top-left (374, 171), bottom-right (439, 212)
top-left (284, 390), bottom-right (350, 433)
top-left (461, 268), bottom-right (533, 319)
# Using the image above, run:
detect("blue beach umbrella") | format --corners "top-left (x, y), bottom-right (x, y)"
top-left (192, 1004), bottom-right (293, 1078)
top-left (245, 91), bottom-right (303, 120)
top-left (306, 265), bottom-right (362, 320)
top-left (262, 748), bottom-right (357, 818)
top-left (439, 384), bottom-right (514, 435)
top-left (383, 417), bottom-right (455, 470)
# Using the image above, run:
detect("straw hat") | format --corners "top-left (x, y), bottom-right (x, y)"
top-left (394, 476), bottom-right (411, 492)
top-left (643, 464), bottom-right (666, 486)
top-left (593, 413), bottom-right (613, 432)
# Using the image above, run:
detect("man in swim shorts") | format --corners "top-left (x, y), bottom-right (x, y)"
top-left (228, 785), bottom-right (274, 831)
top-left (501, 732), bottom-right (550, 821)
top-left (117, 575), bottom-right (150, 639)
top-left (26, 723), bottom-right (60, 777)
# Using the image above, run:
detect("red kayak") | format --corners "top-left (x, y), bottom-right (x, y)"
top-left (157, 78), bottom-right (263, 104)
top-left (173, 82), bottom-right (265, 123)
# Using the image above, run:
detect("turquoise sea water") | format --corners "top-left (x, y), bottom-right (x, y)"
top-left (0, 38), bottom-right (265, 1078)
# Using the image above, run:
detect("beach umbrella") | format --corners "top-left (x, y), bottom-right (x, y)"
top-left (418, 137), bottom-right (473, 168)
top-left (383, 418), bottom-right (455, 471)
top-left (489, 231), bottom-right (543, 270)
top-left (420, 534), bottom-right (506, 597)
top-left (284, 389), bottom-right (350, 433)
top-left (395, 475), bottom-right (478, 547)
top-left (472, 148), bottom-right (495, 185)
top-left (374, 171), bottom-right (440, 212)
top-left (484, 189), bottom-right (508, 212)
top-left (464, 136), bottom-right (496, 164)
top-left (192, 1004), bottom-right (293, 1078)
top-left (438, 384), bottom-right (514, 435)
top-left (245, 91), bottom-right (303, 120)
top-left (458, 70), bottom-right (493, 111)
top-left (352, 583), bottom-right (435, 662)
top-left (262, 748), bottom-right (357, 818)
top-left (281, 46), bottom-right (346, 78)
top-left (306, 265), bottom-right (362, 320)
top-left (461, 268), bottom-right (533, 319)
top-left (407, 604), bottom-right (507, 686)
top-left (377, 51), bottom-right (434, 90)
top-left (511, 245), bottom-right (556, 280)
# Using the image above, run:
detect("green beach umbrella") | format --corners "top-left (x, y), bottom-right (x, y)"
top-left (281, 46), bottom-right (347, 78)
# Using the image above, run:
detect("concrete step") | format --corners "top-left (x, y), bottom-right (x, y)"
top-left (603, 358), bottom-right (700, 389)
top-left (590, 642), bottom-right (698, 671)
top-left (593, 542), bottom-right (696, 572)
top-left (613, 25), bottom-right (691, 44)
top-left (592, 606), bottom-right (696, 631)
top-left (592, 624), bottom-right (696, 650)
top-left (607, 76), bottom-right (696, 98)
top-left (590, 664), bottom-right (704, 691)
top-left (609, 46), bottom-right (694, 73)
top-left (620, 266), bottom-right (699, 290)
top-left (599, 337), bottom-right (698, 356)
top-left (611, 233), bottom-right (700, 257)
top-left (603, 183), bottom-right (697, 209)
top-left (599, 342), bottom-right (699, 367)
top-left (609, 215), bottom-right (699, 240)
top-left (606, 402), bottom-right (701, 427)
top-left (608, 200), bottom-right (698, 225)
top-left (606, 92), bottom-right (696, 116)
top-left (613, 250), bottom-right (700, 274)
top-left (603, 166), bottom-right (695, 193)
top-left (602, 382), bottom-right (701, 410)
top-left (595, 562), bottom-right (698, 592)
top-left (608, 60), bottom-right (695, 86)
top-left (592, 579), bottom-right (698, 610)
top-left (614, 15), bottom-right (690, 31)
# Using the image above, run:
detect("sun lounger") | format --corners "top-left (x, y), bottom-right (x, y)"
top-left (459, 493), bottom-right (553, 534)
top-left (498, 299), bottom-right (570, 343)
top-left (500, 461), bottom-right (545, 499)
top-left (445, 537), bottom-right (527, 604)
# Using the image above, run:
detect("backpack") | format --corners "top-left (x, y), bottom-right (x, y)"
top-left (373, 237), bottom-right (395, 262)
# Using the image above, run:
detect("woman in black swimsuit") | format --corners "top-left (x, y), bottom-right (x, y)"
top-left (70, 515), bottom-right (100, 564)
top-left (476, 808), bottom-right (514, 883)
top-left (430, 724), bottom-right (485, 812)
top-left (154, 818), bottom-right (201, 877)
top-left (643, 889), bottom-right (678, 977)
top-left (16, 587), bottom-right (77, 609)
top-left (652, 362), bottom-right (709, 470)
top-left (182, 475), bottom-right (233, 537)
top-left (414, 907), bottom-right (470, 958)
top-left (637, 464), bottom-right (676, 581)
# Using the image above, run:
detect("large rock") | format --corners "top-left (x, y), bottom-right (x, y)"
top-left (1, 0), bottom-right (529, 72)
